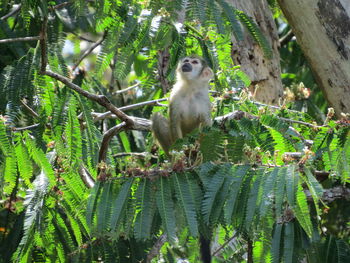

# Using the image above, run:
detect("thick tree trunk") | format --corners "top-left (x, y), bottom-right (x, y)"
top-left (228, 0), bottom-right (284, 105)
top-left (278, 0), bottom-right (350, 116)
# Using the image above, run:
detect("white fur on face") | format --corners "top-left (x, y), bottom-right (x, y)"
top-left (177, 57), bottom-right (204, 81)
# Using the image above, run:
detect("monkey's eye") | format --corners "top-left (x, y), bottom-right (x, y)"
top-left (192, 60), bottom-right (199, 64)
top-left (184, 59), bottom-right (189, 63)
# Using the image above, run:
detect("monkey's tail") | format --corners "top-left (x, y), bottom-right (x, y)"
top-left (151, 113), bottom-right (173, 155)
top-left (200, 234), bottom-right (211, 263)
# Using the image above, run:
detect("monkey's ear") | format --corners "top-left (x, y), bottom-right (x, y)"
top-left (201, 67), bottom-right (214, 80)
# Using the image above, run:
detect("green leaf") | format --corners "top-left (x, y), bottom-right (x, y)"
top-left (97, 181), bottom-right (113, 232)
top-left (86, 181), bottom-right (102, 227)
top-left (224, 165), bottom-right (250, 223)
top-left (134, 179), bottom-right (156, 240)
top-left (216, 0), bottom-right (243, 40)
top-left (245, 170), bottom-right (263, 228)
top-left (201, 164), bottom-right (227, 224)
top-left (271, 223), bottom-right (283, 263)
top-left (156, 176), bottom-right (176, 242)
top-left (111, 178), bottom-right (134, 231)
top-left (173, 173), bottom-right (199, 237)
top-left (15, 139), bottom-right (33, 187)
top-left (274, 167), bottom-right (286, 217)
top-left (65, 96), bottom-right (83, 168)
top-left (286, 165), bottom-right (297, 208)
top-left (235, 10), bottom-right (273, 58)
top-left (260, 168), bottom-right (279, 217)
top-left (283, 222), bottom-right (294, 263)
top-left (294, 180), bottom-right (313, 238)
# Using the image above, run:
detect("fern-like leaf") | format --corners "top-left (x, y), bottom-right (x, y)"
top-left (134, 179), bottom-right (156, 240)
top-left (65, 96), bottom-right (83, 168)
top-left (274, 167), bottom-right (287, 218)
top-left (234, 10), bottom-right (273, 58)
top-left (173, 173), bottom-right (199, 237)
top-left (271, 223), bottom-right (283, 263)
top-left (294, 180), bottom-right (313, 238)
top-left (86, 181), bottom-right (102, 227)
top-left (156, 176), bottom-right (177, 242)
top-left (216, 0), bottom-right (243, 40)
top-left (259, 168), bottom-right (279, 217)
top-left (15, 139), bottom-right (33, 187)
top-left (224, 165), bottom-right (250, 223)
top-left (110, 178), bottom-right (134, 231)
top-left (97, 181), bottom-right (113, 233)
top-left (245, 170), bottom-right (263, 229)
top-left (25, 134), bottom-right (55, 185)
top-left (201, 164), bottom-right (228, 224)
top-left (15, 170), bottom-right (49, 259)
top-left (283, 222), bottom-right (294, 263)
top-left (285, 165), bottom-right (297, 208)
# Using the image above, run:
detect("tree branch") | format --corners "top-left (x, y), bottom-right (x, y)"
top-left (78, 165), bottom-right (95, 188)
top-left (1, 4), bottom-right (21, 21)
top-left (99, 122), bottom-right (127, 163)
top-left (90, 98), bottom-right (167, 122)
top-left (71, 32), bottom-right (107, 71)
top-left (13, 124), bottom-right (40, 131)
top-left (0, 36), bottom-right (40, 44)
top-left (146, 234), bottom-right (167, 263)
top-left (44, 70), bottom-right (135, 127)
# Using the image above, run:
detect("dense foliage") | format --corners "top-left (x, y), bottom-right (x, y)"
top-left (0, 0), bottom-right (349, 262)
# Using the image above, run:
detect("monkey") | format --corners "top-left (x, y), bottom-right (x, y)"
top-left (151, 55), bottom-right (214, 156)
top-left (151, 55), bottom-right (214, 263)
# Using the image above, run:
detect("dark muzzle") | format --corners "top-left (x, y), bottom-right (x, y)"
top-left (181, 63), bottom-right (192, 72)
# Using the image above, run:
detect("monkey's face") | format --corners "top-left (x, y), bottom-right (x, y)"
top-left (177, 57), bottom-right (206, 81)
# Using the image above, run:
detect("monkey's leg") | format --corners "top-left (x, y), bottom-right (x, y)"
top-left (151, 113), bottom-right (173, 155)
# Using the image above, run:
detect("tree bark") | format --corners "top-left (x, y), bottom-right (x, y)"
top-left (278, 0), bottom-right (350, 116)
top-left (228, 0), bottom-right (284, 105)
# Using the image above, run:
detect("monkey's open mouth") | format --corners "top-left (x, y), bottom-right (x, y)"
top-left (181, 63), bottom-right (192, 72)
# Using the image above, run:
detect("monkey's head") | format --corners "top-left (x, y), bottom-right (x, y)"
top-left (177, 56), bottom-right (213, 83)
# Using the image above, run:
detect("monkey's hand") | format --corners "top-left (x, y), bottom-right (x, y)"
top-left (151, 112), bottom-right (173, 155)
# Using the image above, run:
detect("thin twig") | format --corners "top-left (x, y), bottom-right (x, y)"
top-left (1, 4), bottom-right (21, 20)
top-left (279, 29), bottom-right (294, 47)
top-left (20, 99), bottom-right (39, 118)
top-left (229, 96), bottom-right (302, 114)
top-left (278, 116), bottom-right (324, 128)
top-left (40, 17), bottom-right (48, 73)
top-left (13, 124), bottom-right (40, 131)
top-left (0, 36), bottom-right (40, 44)
top-left (114, 82), bottom-right (140, 95)
top-left (113, 152), bottom-right (157, 159)
top-left (50, 2), bottom-right (71, 10)
top-left (212, 233), bottom-right (237, 256)
top-left (71, 32), bottom-right (107, 71)
top-left (91, 98), bottom-right (167, 122)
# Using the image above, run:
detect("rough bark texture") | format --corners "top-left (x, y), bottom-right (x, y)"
top-left (278, 0), bottom-right (350, 116)
top-left (228, 0), bottom-right (284, 105)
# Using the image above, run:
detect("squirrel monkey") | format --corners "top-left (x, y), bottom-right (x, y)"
top-left (152, 55), bottom-right (214, 155)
